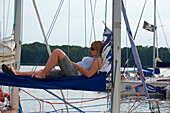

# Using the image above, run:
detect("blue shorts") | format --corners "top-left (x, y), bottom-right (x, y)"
top-left (49, 56), bottom-right (78, 77)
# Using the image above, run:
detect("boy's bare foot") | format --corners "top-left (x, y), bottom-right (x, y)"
top-left (34, 70), bottom-right (47, 78)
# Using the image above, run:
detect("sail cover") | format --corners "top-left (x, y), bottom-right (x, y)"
top-left (0, 72), bottom-right (107, 91)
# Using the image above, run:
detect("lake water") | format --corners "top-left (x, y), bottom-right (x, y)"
top-left (3, 66), bottom-right (170, 112)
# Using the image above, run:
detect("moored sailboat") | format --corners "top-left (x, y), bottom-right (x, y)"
top-left (1, 0), bottom-right (168, 112)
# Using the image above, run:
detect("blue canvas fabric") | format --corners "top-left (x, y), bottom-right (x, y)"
top-left (0, 72), bottom-right (107, 91)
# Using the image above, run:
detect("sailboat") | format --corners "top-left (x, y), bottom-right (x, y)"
top-left (0, 0), bottom-right (166, 112)
top-left (0, 0), bottom-right (121, 112)
top-left (119, 0), bottom-right (170, 99)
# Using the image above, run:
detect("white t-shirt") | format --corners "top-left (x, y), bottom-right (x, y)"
top-left (76, 57), bottom-right (94, 75)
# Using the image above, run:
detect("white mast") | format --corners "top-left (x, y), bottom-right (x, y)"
top-left (153, 0), bottom-right (156, 76)
top-left (0, 21), bottom-right (1, 42)
top-left (12, 0), bottom-right (23, 111)
top-left (111, 0), bottom-right (121, 112)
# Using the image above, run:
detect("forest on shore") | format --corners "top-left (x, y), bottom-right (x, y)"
top-left (21, 42), bottom-right (170, 67)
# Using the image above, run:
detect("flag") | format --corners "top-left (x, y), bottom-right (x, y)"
top-left (143, 21), bottom-right (156, 32)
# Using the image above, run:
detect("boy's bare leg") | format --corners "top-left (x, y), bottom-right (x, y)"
top-left (35, 49), bottom-right (66, 78)
top-left (15, 70), bottom-right (40, 76)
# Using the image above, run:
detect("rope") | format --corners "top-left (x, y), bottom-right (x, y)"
top-left (121, 3), bottom-right (152, 107)
top-left (89, 0), bottom-right (100, 71)
top-left (105, 0), bottom-right (107, 26)
top-left (44, 89), bottom-right (84, 113)
top-left (2, 0), bottom-right (16, 107)
top-left (157, 9), bottom-right (170, 54)
top-left (133, 0), bottom-right (147, 39)
top-left (130, 101), bottom-right (144, 112)
top-left (127, 86), bottom-right (144, 113)
top-left (122, 0), bottom-right (147, 73)
top-left (20, 84), bottom-right (144, 104)
top-left (89, 0), bottom-right (97, 41)
top-left (32, 0), bottom-right (64, 72)
top-left (107, 73), bottom-right (112, 112)
top-left (0, 21), bottom-right (2, 42)
top-left (31, 2), bottom-right (67, 112)
top-left (20, 89), bottom-right (42, 113)
top-left (20, 88), bottom-right (58, 113)
top-left (59, 104), bottom-right (108, 112)
top-left (67, 0), bottom-right (70, 57)
top-left (88, 0), bottom-right (97, 56)
top-left (55, 104), bottom-right (108, 113)
top-left (54, 96), bottom-right (108, 105)
top-left (5, 0), bottom-right (11, 37)
top-left (106, 86), bottom-right (110, 112)
top-left (120, 83), bottom-right (142, 93)
top-left (80, 91), bottom-right (84, 110)
top-left (110, 60), bottom-right (118, 112)
top-left (32, 0), bottom-right (52, 56)
top-left (19, 83), bottom-right (147, 112)
top-left (3, 0), bottom-right (5, 39)
top-left (137, 70), bottom-right (146, 81)
top-left (84, 0), bottom-right (87, 56)
top-left (20, 88), bottom-right (107, 105)
top-left (13, 0), bottom-right (18, 29)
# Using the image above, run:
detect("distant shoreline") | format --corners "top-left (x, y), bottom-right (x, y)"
top-left (21, 42), bottom-right (170, 68)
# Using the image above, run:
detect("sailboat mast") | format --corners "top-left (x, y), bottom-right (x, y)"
top-left (153, 0), bottom-right (156, 76)
top-left (0, 21), bottom-right (1, 42)
top-left (12, 0), bottom-right (23, 111)
top-left (111, 0), bottom-right (121, 112)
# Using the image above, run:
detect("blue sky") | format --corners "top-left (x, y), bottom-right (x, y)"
top-left (0, 0), bottom-right (170, 48)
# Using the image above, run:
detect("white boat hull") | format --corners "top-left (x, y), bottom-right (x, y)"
top-left (121, 80), bottom-right (169, 97)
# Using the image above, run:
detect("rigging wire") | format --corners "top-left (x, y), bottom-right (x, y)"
top-left (32, 0), bottom-right (64, 72)
top-left (122, 0), bottom-right (147, 73)
top-left (133, 0), bottom-right (147, 39)
top-left (67, 0), bottom-right (70, 57)
top-left (3, 0), bottom-right (5, 39)
top-left (31, 2), bottom-right (69, 112)
top-left (0, 21), bottom-right (1, 42)
top-left (5, 0), bottom-right (11, 37)
top-left (123, 0), bottom-right (131, 100)
top-left (105, 0), bottom-right (107, 27)
top-left (84, 0), bottom-right (87, 56)
top-left (122, 0), bottom-right (152, 108)
top-left (1, 0), bottom-right (13, 108)
top-left (89, 0), bottom-right (100, 71)
top-left (110, 61), bottom-right (118, 112)
top-left (104, 0), bottom-right (111, 111)
top-left (88, 0), bottom-right (97, 56)
top-left (156, 29), bottom-right (159, 58)
top-left (80, 91), bottom-right (84, 111)
top-left (2, 0), bottom-right (5, 64)
top-left (19, 81), bottom-right (145, 112)
top-left (157, 9), bottom-right (170, 55)
top-left (127, 86), bottom-right (144, 113)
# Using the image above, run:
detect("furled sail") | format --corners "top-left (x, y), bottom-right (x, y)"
top-left (0, 37), bottom-right (15, 66)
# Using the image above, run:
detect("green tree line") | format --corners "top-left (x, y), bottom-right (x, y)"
top-left (21, 42), bottom-right (170, 67)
